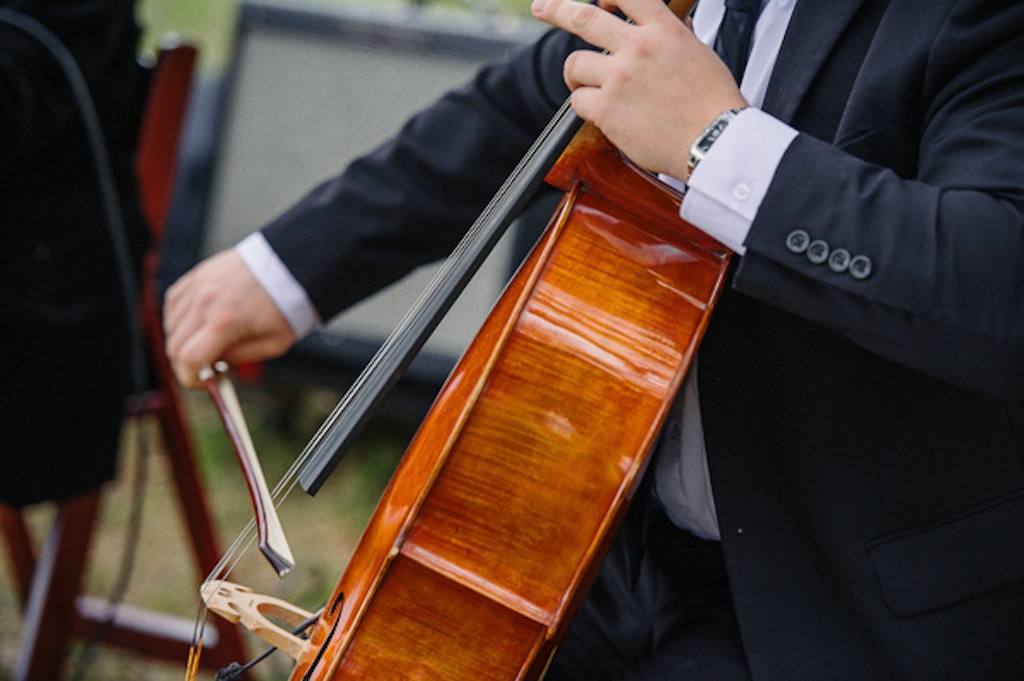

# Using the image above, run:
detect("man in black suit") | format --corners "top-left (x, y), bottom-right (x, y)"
top-left (0, 0), bottom-right (148, 507)
top-left (165, 0), bottom-right (1024, 677)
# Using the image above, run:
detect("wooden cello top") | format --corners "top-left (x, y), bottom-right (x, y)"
top-left (290, 122), bottom-right (730, 680)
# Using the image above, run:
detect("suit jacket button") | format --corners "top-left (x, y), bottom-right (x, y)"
top-left (849, 255), bottom-right (873, 280)
top-left (806, 239), bottom-right (830, 264)
top-left (785, 229), bottom-right (810, 254)
top-left (828, 248), bottom-right (851, 273)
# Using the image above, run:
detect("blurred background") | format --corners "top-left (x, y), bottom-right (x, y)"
top-left (0, 0), bottom-right (543, 678)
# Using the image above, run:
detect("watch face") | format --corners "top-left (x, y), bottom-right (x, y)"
top-left (689, 109), bottom-right (742, 177)
top-left (703, 120), bottom-right (729, 149)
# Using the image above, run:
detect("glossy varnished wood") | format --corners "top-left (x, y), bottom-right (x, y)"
top-left (292, 124), bottom-right (730, 680)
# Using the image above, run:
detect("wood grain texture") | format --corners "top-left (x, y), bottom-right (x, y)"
top-left (292, 124), bottom-right (730, 680)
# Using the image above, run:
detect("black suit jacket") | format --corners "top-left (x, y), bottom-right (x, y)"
top-left (259, 0), bottom-right (1024, 677)
top-left (0, 0), bottom-right (147, 506)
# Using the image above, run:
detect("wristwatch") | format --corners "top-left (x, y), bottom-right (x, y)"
top-left (687, 107), bottom-right (745, 181)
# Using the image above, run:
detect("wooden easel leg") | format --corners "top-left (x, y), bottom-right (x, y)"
top-left (0, 504), bottom-right (36, 608)
top-left (12, 492), bottom-right (101, 681)
top-left (153, 387), bottom-right (250, 667)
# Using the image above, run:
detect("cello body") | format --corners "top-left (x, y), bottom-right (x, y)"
top-left (286, 124), bottom-right (731, 679)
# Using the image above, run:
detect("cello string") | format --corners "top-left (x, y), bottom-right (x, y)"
top-left (286, 95), bottom-right (581, 492)
top-left (191, 93), bottom-right (581, 664)
top-left (192, 4), bottom-right (700, 671)
top-left (235, 92), bottom-right (577, 545)
top-left (277, 3), bottom-right (699, 496)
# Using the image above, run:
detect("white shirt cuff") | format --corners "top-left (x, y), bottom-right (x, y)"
top-left (235, 232), bottom-right (321, 338)
top-left (679, 108), bottom-right (798, 255)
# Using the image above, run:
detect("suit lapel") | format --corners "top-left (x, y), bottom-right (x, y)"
top-left (761, 0), bottom-right (870, 122)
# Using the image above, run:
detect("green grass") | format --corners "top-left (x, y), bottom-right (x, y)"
top-left (138, 0), bottom-right (239, 73)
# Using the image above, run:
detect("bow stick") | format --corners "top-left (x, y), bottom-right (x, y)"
top-left (200, 361), bottom-right (295, 577)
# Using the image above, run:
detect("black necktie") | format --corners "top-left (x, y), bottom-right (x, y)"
top-left (713, 0), bottom-right (764, 83)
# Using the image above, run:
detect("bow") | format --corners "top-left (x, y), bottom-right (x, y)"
top-left (199, 361), bottom-right (295, 577)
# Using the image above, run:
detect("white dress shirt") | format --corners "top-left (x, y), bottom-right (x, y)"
top-left (655, 0), bottom-right (797, 541)
top-left (235, 0), bottom-right (800, 541)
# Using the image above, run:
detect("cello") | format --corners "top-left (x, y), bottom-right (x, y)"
top-left (201, 0), bottom-right (731, 677)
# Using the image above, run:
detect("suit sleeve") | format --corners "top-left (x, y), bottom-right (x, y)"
top-left (736, 0), bottom-right (1024, 402)
top-left (259, 28), bottom-right (583, 321)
